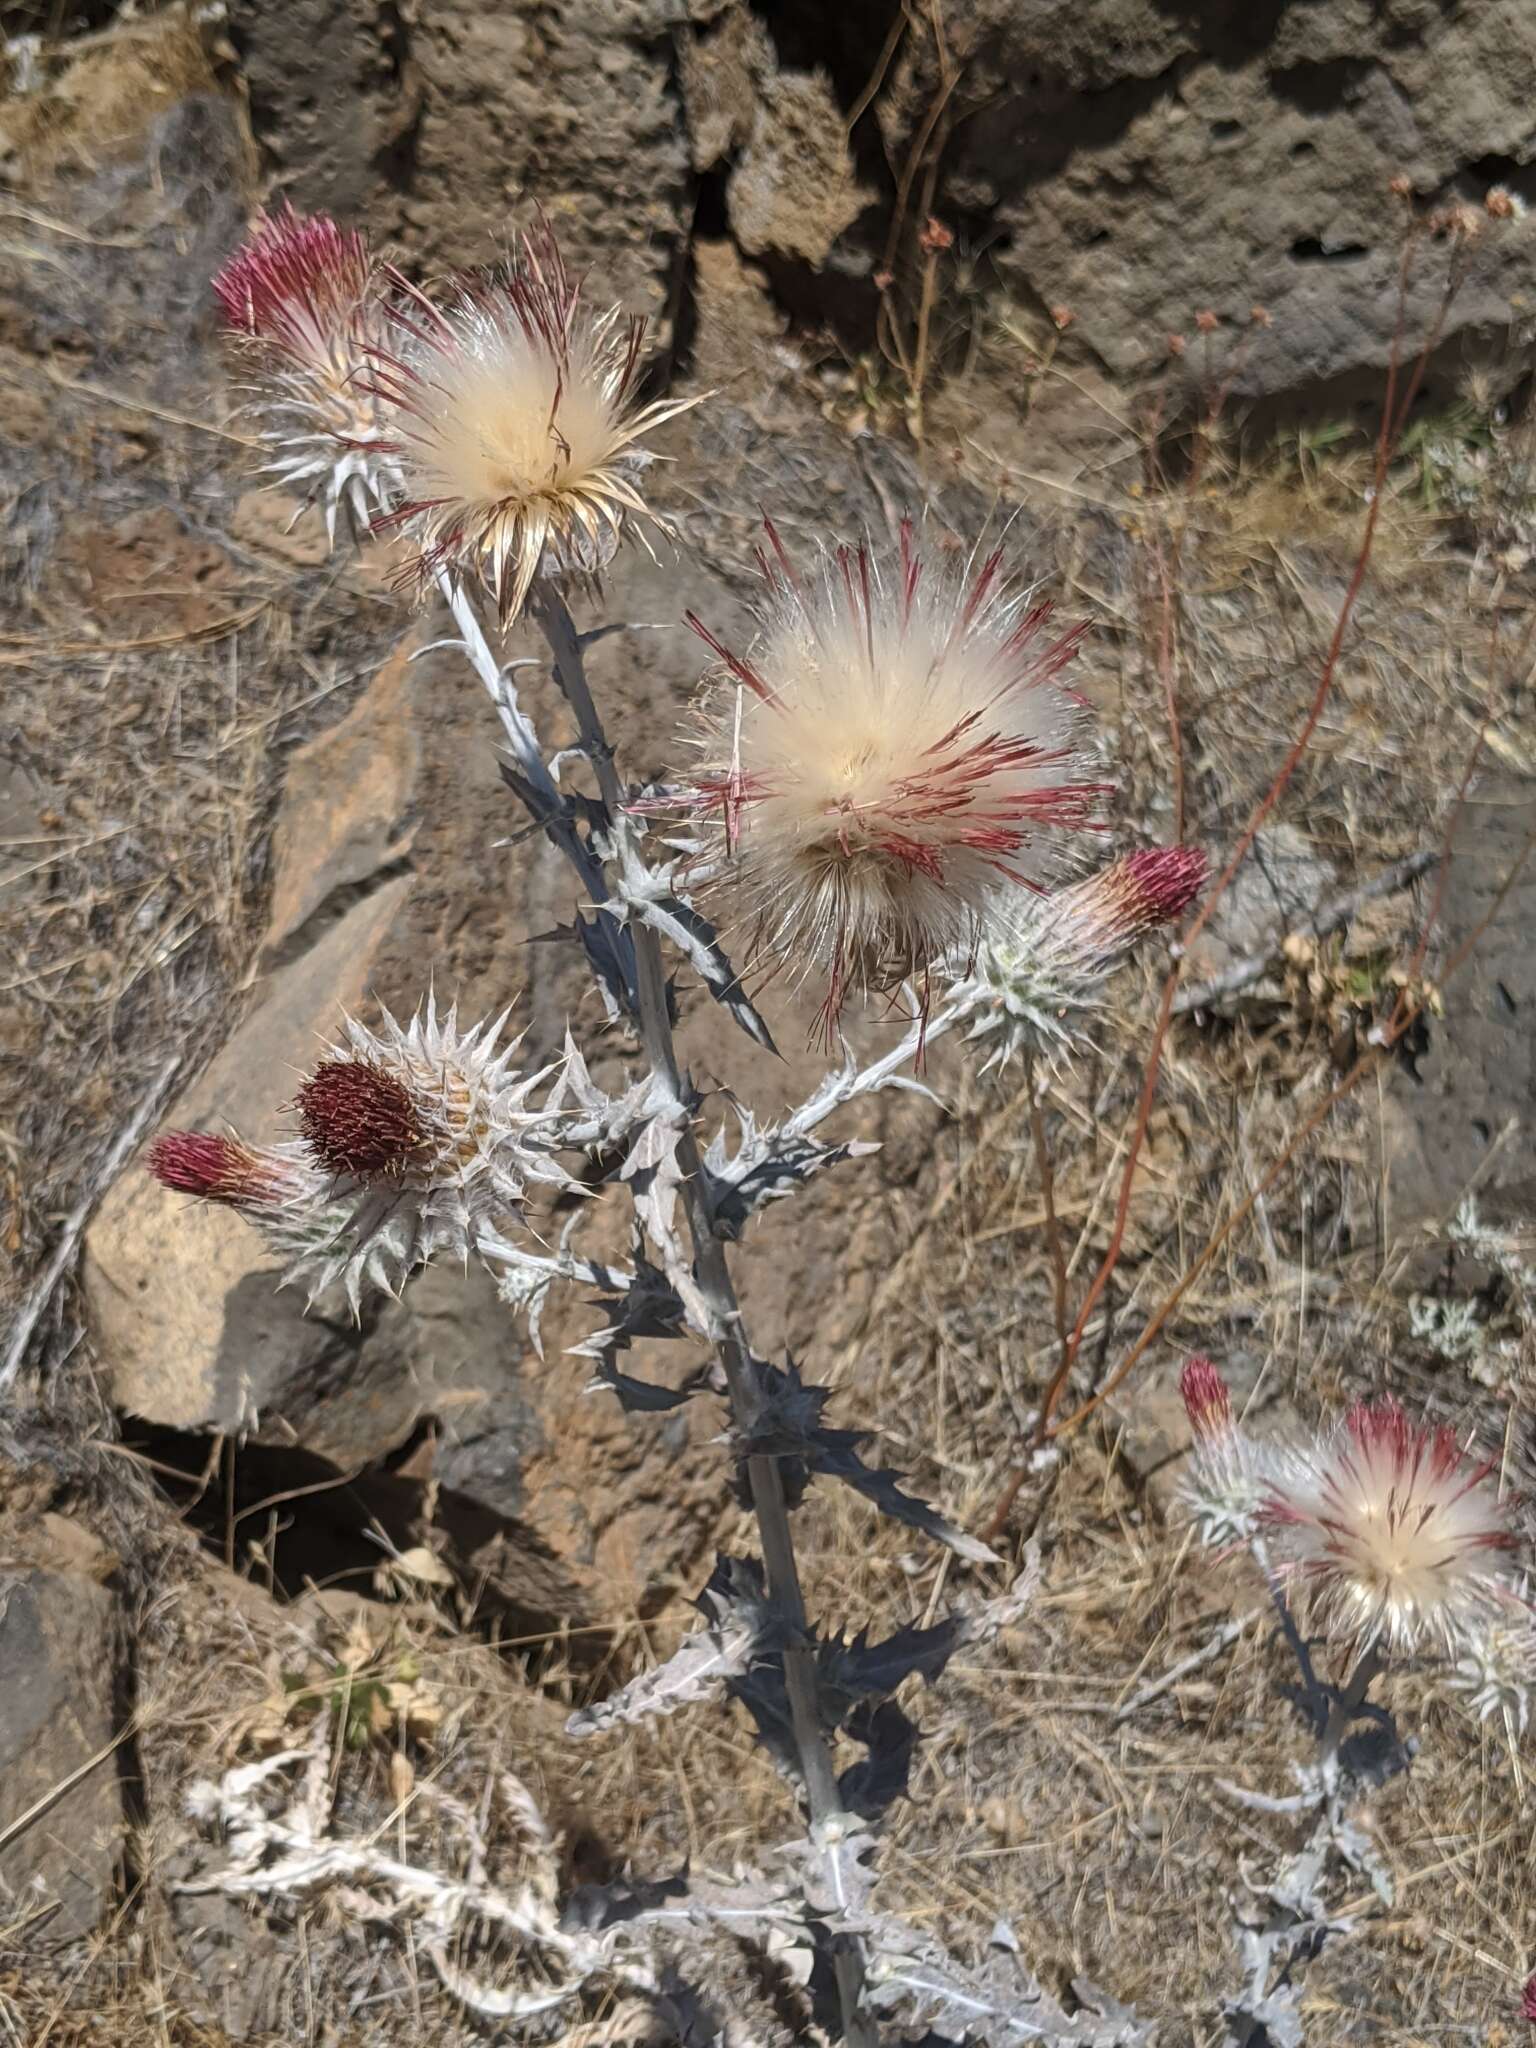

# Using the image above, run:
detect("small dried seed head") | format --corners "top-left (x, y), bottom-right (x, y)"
top-left (1485, 186), bottom-right (1527, 221)
top-left (1447, 1581), bottom-right (1536, 1736)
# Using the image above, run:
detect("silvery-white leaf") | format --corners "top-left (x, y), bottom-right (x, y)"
top-left (703, 1099), bottom-right (879, 1237)
top-left (623, 884), bottom-right (779, 1055)
top-left (561, 1870), bottom-right (690, 1931)
top-left (1222, 1988), bottom-right (1303, 2048)
top-left (779, 1827), bottom-right (878, 1922)
top-left (864, 1921), bottom-right (1154, 2046)
top-left (528, 907), bottom-right (640, 1026)
top-left (550, 1040), bottom-right (665, 1152)
top-left (567, 1572), bottom-right (766, 1736)
top-left (621, 1111), bottom-right (714, 1337)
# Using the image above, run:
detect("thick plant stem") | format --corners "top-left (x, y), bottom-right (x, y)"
top-left (1319, 1642), bottom-right (1382, 1789)
top-left (531, 590), bottom-right (875, 2045)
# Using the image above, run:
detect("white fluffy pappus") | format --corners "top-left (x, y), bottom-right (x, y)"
top-left (1261, 1396), bottom-right (1518, 1654)
top-left (370, 223), bottom-right (697, 618)
top-left (673, 521), bottom-right (1106, 1029)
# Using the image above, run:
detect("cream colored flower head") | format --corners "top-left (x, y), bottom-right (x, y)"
top-left (212, 203), bottom-right (395, 537)
top-left (672, 520), bottom-right (1105, 1034)
top-left (1262, 1397), bottom-right (1518, 1654)
top-left (371, 222), bottom-right (695, 618)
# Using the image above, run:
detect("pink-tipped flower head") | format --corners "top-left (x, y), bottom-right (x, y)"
top-left (149, 1131), bottom-right (305, 1210)
top-left (152, 998), bottom-right (569, 1316)
top-left (1261, 1397), bottom-right (1518, 1654)
top-left (673, 521), bottom-right (1104, 1028)
top-left (1174, 1354), bottom-right (1274, 1548)
top-left (213, 203), bottom-right (395, 537)
top-left (370, 223), bottom-right (697, 619)
top-left (950, 842), bottom-right (1201, 1071)
top-left (1523, 1972), bottom-right (1536, 2024)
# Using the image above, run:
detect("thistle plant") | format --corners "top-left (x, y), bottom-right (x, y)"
top-left (149, 204), bottom-right (1204, 2043)
top-left (1177, 1358), bottom-right (1535, 2043)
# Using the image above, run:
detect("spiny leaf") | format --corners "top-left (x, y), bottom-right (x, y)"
top-left (838, 1699), bottom-right (918, 1819)
top-left (703, 1101), bottom-right (880, 1239)
top-left (586, 1359), bottom-right (695, 1413)
top-left (863, 1922), bottom-right (1156, 2046)
top-left (566, 1553), bottom-right (778, 1737)
top-left (738, 1357), bottom-right (1000, 1564)
top-left (622, 883), bottom-right (779, 1055)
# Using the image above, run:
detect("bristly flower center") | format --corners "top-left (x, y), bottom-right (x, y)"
top-left (295, 1059), bottom-right (430, 1179)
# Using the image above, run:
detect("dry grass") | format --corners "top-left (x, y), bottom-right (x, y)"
top-left (6, 19), bottom-right (1536, 2047)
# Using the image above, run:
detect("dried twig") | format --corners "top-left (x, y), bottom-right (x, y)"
top-left (1172, 849), bottom-right (1440, 1016)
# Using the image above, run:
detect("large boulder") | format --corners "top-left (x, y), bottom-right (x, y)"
top-left (883, 0), bottom-right (1536, 406)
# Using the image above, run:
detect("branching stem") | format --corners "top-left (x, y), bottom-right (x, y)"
top-left (529, 589), bottom-right (875, 2047)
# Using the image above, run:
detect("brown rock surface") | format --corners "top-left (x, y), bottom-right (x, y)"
top-left (0, 1569), bottom-right (123, 1947)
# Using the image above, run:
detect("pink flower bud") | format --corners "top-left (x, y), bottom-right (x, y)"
top-left (1123, 844), bottom-right (1206, 926)
top-left (1179, 1355), bottom-right (1233, 1441)
top-left (213, 203), bottom-right (374, 367)
top-left (148, 1132), bottom-right (294, 1208)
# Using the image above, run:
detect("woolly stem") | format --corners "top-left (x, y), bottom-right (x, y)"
top-left (530, 588), bottom-right (875, 2047)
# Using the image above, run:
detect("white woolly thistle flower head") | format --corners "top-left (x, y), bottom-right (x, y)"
top-left (370, 221), bottom-right (697, 618)
top-left (671, 520), bottom-right (1106, 1033)
top-left (1447, 1577), bottom-right (1536, 1738)
top-left (1175, 1355), bottom-right (1275, 1549)
top-left (1260, 1396), bottom-right (1518, 1655)
top-left (150, 998), bottom-right (568, 1315)
top-left (953, 845), bottom-right (1206, 1072)
top-left (213, 203), bottom-right (398, 538)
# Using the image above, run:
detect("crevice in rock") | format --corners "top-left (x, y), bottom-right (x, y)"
top-left (370, 0), bottom-right (423, 192)
top-left (1269, 56), bottom-right (1378, 115)
top-left (1289, 237), bottom-right (1371, 265)
top-left (982, 55), bottom-right (1192, 197)
top-left (256, 849), bottom-right (415, 975)
top-left (121, 1421), bottom-right (607, 1668)
top-left (652, 161), bottom-right (733, 388)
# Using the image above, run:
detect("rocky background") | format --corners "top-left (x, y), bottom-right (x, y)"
top-left (2, 1), bottom-right (1535, 2038)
